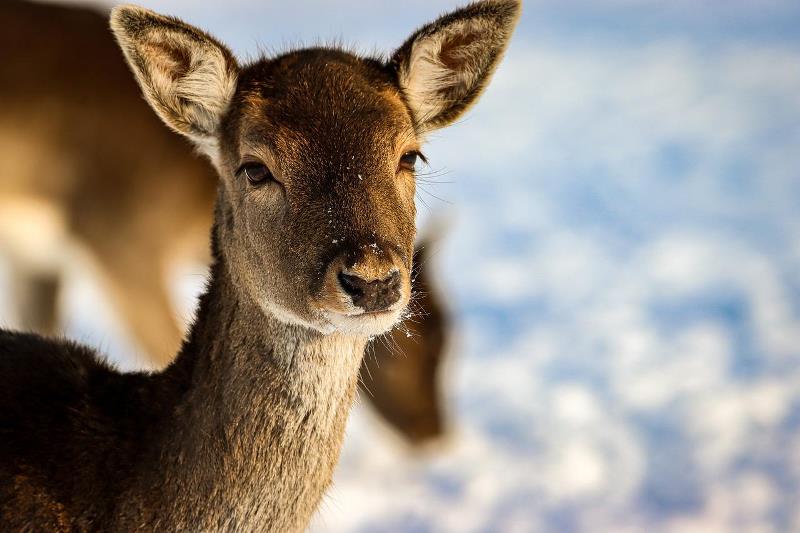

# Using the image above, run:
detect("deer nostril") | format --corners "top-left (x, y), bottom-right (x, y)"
top-left (338, 272), bottom-right (365, 299)
top-left (337, 270), bottom-right (402, 312)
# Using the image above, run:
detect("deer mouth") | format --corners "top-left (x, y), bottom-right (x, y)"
top-left (322, 305), bottom-right (406, 336)
top-left (341, 308), bottom-right (397, 317)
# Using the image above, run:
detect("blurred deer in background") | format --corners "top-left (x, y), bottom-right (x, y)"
top-left (363, 239), bottom-right (449, 443)
top-left (0, 0), bottom-right (448, 445)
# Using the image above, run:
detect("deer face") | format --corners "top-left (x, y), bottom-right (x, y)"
top-left (213, 52), bottom-right (418, 334)
top-left (111, 1), bottom-right (520, 336)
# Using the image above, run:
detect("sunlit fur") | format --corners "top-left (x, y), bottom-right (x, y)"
top-left (0, 1), bottom-right (520, 529)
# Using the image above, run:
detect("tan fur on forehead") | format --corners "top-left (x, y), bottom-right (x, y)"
top-left (237, 89), bottom-right (415, 157)
top-left (235, 50), bottom-right (408, 123)
top-left (378, 87), bottom-right (422, 143)
top-left (225, 50), bottom-right (419, 171)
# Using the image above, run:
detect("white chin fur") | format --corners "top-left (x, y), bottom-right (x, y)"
top-left (258, 299), bottom-right (329, 333)
top-left (259, 298), bottom-right (403, 337)
top-left (324, 309), bottom-right (404, 337)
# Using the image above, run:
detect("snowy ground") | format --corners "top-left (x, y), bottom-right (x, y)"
top-left (4, 1), bottom-right (800, 531)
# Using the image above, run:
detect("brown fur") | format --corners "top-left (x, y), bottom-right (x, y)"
top-left (1, 0), bottom-right (445, 444)
top-left (0, 1), bottom-right (519, 529)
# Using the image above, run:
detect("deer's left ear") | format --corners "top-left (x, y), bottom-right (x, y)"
top-left (390, 0), bottom-right (521, 132)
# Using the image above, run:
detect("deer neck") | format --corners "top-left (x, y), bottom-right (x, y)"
top-left (124, 230), bottom-right (367, 530)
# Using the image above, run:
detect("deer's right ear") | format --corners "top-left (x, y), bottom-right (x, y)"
top-left (110, 5), bottom-right (238, 156)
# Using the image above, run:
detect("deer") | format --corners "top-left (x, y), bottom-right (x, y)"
top-left (0, 1), bottom-right (519, 529)
top-left (0, 0), bottom-right (448, 445)
top-left (0, 0), bottom-right (448, 446)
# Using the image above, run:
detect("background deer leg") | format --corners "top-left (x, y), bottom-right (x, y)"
top-left (10, 268), bottom-right (61, 336)
top-left (92, 248), bottom-right (184, 369)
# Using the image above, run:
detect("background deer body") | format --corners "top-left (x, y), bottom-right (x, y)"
top-left (0, 0), bottom-right (215, 358)
top-left (0, 1), bottom-right (518, 529)
top-left (0, 0), bottom-right (447, 444)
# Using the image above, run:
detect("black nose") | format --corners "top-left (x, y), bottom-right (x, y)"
top-left (338, 270), bottom-right (402, 312)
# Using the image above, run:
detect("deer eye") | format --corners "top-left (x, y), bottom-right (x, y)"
top-left (399, 151), bottom-right (424, 172)
top-left (239, 163), bottom-right (274, 185)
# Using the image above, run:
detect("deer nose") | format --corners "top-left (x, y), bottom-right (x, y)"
top-left (338, 270), bottom-right (402, 312)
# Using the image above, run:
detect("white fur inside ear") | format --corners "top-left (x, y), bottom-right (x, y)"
top-left (174, 45), bottom-right (236, 147)
top-left (111, 8), bottom-right (236, 159)
top-left (139, 34), bottom-right (236, 157)
top-left (398, 19), bottom-right (488, 126)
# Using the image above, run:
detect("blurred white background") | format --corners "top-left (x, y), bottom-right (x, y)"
top-left (3, 1), bottom-right (800, 531)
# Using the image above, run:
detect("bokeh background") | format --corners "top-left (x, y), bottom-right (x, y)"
top-left (2, 0), bottom-right (800, 531)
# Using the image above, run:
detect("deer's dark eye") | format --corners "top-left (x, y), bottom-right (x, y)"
top-left (399, 151), bottom-right (422, 172)
top-left (240, 163), bottom-right (273, 185)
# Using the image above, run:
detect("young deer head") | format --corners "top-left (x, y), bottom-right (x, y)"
top-left (111, 1), bottom-right (520, 338)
